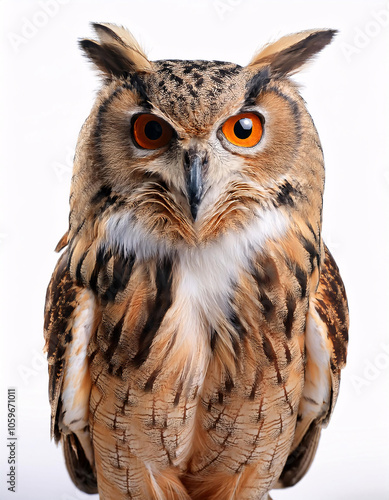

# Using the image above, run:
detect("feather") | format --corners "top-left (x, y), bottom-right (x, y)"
top-left (79, 23), bottom-right (152, 77)
top-left (63, 434), bottom-right (97, 494)
top-left (248, 29), bottom-right (337, 76)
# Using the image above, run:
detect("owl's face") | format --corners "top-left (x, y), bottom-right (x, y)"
top-left (69, 25), bottom-right (334, 256)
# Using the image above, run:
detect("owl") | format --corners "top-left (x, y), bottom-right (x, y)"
top-left (44, 24), bottom-right (348, 500)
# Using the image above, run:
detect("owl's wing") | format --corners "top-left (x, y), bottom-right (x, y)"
top-left (277, 244), bottom-right (349, 487)
top-left (44, 249), bottom-right (98, 494)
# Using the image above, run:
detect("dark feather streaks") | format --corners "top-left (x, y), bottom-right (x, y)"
top-left (252, 262), bottom-right (277, 321)
top-left (244, 68), bottom-right (270, 105)
top-left (132, 259), bottom-right (173, 368)
top-left (285, 257), bottom-right (308, 300)
top-left (80, 39), bottom-right (132, 78)
top-left (102, 254), bottom-right (135, 303)
top-left (91, 184), bottom-right (112, 205)
top-left (123, 74), bottom-right (151, 109)
top-left (300, 235), bottom-right (320, 271)
top-left (104, 315), bottom-right (126, 373)
top-left (89, 247), bottom-right (112, 292)
top-left (283, 294), bottom-right (296, 339)
top-left (44, 251), bottom-right (79, 441)
top-left (262, 335), bottom-right (282, 384)
top-left (276, 181), bottom-right (296, 207)
top-left (295, 265), bottom-right (308, 298)
top-left (229, 311), bottom-right (246, 340)
top-left (315, 246), bottom-right (348, 368)
top-left (46, 258), bottom-right (77, 361)
top-left (85, 248), bottom-right (135, 303)
top-left (90, 184), bottom-right (126, 219)
top-left (75, 251), bottom-right (89, 285)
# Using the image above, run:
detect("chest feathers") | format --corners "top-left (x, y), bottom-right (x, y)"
top-left (66, 201), bottom-right (319, 486)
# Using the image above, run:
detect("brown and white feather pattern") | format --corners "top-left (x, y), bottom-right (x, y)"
top-left (44, 24), bottom-right (348, 499)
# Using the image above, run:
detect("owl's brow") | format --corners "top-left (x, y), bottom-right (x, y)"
top-left (244, 67), bottom-right (271, 107)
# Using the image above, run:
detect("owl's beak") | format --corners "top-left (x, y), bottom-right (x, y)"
top-left (184, 150), bottom-right (206, 220)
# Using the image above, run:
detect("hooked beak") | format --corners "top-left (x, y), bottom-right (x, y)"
top-left (184, 150), bottom-right (207, 220)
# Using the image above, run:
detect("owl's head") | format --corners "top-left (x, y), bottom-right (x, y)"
top-left (68, 24), bottom-right (335, 259)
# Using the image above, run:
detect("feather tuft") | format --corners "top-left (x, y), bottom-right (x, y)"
top-left (248, 29), bottom-right (337, 76)
top-left (79, 22), bottom-right (152, 77)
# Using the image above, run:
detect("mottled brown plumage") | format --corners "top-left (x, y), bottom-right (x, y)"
top-left (44, 24), bottom-right (348, 499)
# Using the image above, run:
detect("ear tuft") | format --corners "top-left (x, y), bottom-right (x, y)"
top-left (248, 29), bottom-right (337, 76)
top-left (79, 23), bottom-right (152, 78)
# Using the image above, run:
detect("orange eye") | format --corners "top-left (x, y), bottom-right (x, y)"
top-left (221, 112), bottom-right (263, 148)
top-left (132, 114), bottom-right (173, 149)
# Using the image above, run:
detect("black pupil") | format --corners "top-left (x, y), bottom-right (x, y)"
top-left (144, 120), bottom-right (163, 141)
top-left (234, 118), bottom-right (253, 139)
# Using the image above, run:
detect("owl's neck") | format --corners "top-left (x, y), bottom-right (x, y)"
top-left (101, 204), bottom-right (290, 264)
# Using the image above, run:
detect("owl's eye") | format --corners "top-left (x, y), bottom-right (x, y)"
top-left (132, 114), bottom-right (173, 149)
top-left (221, 113), bottom-right (263, 148)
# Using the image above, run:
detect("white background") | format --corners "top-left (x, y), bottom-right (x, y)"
top-left (1, 1), bottom-right (388, 499)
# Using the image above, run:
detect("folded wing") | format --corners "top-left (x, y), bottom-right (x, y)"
top-left (44, 250), bottom-right (98, 493)
top-left (277, 245), bottom-right (349, 487)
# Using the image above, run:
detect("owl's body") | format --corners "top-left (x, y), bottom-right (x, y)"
top-left (44, 25), bottom-right (348, 500)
